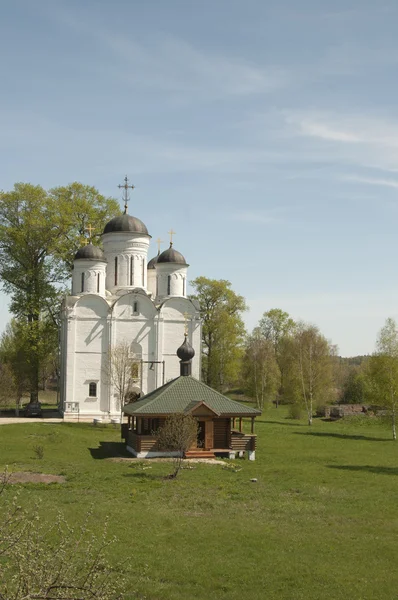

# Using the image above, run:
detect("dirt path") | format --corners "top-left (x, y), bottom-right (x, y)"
top-left (0, 417), bottom-right (63, 425)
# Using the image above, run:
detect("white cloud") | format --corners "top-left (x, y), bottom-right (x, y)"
top-left (343, 175), bottom-right (398, 189)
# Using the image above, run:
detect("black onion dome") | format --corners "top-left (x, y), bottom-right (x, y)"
top-left (74, 244), bottom-right (106, 262)
top-left (103, 213), bottom-right (149, 235)
top-left (147, 251), bottom-right (160, 270)
top-left (157, 244), bottom-right (187, 265)
top-left (177, 334), bottom-right (195, 362)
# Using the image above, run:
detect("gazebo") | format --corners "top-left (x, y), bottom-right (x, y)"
top-left (121, 335), bottom-right (261, 460)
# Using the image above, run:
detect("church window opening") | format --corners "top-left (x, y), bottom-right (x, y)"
top-left (167, 275), bottom-right (171, 295)
top-left (130, 256), bottom-right (133, 286)
top-left (97, 273), bottom-right (100, 293)
top-left (142, 259), bottom-right (145, 286)
top-left (183, 277), bottom-right (186, 296)
top-left (133, 301), bottom-right (139, 314)
top-left (131, 362), bottom-right (139, 379)
top-left (88, 382), bottom-right (97, 397)
top-left (114, 257), bottom-right (118, 286)
top-left (81, 272), bottom-right (85, 293)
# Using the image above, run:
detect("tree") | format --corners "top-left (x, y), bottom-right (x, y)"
top-left (367, 317), bottom-right (398, 440)
top-left (0, 183), bottom-right (119, 403)
top-left (106, 341), bottom-right (136, 415)
top-left (258, 309), bottom-right (296, 407)
top-left (0, 470), bottom-right (127, 599)
top-left (189, 277), bottom-right (247, 391)
top-left (293, 322), bottom-right (334, 425)
top-left (243, 329), bottom-right (280, 409)
top-left (340, 366), bottom-right (367, 404)
top-left (0, 321), bottom-right (31, 413)
top-left (156, 414), bottom-right (199, 478)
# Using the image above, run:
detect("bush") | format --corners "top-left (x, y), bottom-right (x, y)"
top-left (288, 403), bottom-right (302, 420)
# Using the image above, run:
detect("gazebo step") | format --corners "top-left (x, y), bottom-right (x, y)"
top-left (184, 450), bottom-right (216, 459)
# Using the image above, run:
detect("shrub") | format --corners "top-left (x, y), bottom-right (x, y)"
top-left (288, 403), bottom-right (302, 420)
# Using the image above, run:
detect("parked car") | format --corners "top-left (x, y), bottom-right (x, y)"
top-left (24, 402), bottom-right (42, 417)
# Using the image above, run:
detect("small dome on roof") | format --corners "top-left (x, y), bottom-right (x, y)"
top-left (103, 213), bottom-right (149, 235)
top-left (157, 244), bottom-right (187, 265)
top-left (74, 244), bottom-right (106, 261)
top-left (177, 334), bottom-right (195, 362)
top-left (147, 251), bottom-right (160, 270)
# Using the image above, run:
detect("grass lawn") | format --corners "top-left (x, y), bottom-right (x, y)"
top-left (0, 408), bottom-right (397, 600)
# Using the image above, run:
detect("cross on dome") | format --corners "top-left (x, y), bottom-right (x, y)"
top-left (85, 223), bottom-right (95, 242)
top-left (156, 237), bottom-right (164, 253)
top-left (168, 228), bottom-right (176, 246)
top-left (118, 176), bottom-right (135, 214)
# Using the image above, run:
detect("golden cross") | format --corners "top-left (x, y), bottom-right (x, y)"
top-left (81, 237), bottom-right (89, 246)
top-left (183, 311), bottom-right (190, 335)
top-left (168, 229), bottom-right (176, 245)
top-left (156, 237), bottom-right (164, 253)
top-left (85, 224), bottom-right (95, 239)
top-left (118, 175), bottom-right (135, 214)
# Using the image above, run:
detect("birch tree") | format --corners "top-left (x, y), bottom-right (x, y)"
top-left (259, 309), bottom-right (296, 406)
top-left (294, 323), bottom-right (334, 425)
top-left (367, 317), bottom-right (398, 440)
top-left (243, 330), bottom-right (280, 409)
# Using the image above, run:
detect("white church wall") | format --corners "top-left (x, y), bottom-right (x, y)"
top-left (159, 298), bottom-right (201, 381)
top-left (147, 268), bottom-right (156, 297)
top-left (112, 293), bottom-right (158, 396)
top-left (72, 261), bottom-right (106, 297)
top-left (102, 232), bottom-right (150, 293)
top-left (63, 296), bottom-right (110, 418)
top-left (155, 264), bottom-right (188, 298)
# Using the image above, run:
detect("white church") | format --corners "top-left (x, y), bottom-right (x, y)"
top-left (60, 180), bottom-right (201, 422)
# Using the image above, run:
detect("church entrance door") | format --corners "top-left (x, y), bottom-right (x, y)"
top-left (197, 421), bottom-right (205, 448)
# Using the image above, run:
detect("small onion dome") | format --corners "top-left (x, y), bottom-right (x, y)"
top-left (147, 251), bottom-right (160, 270)
top-left (177, 334), bottom-right (195, 362)
top-left (74, 243), bottom-right (106, 262)
top-left (103, 213), bottom-right (149, 235)
top-left (157, 244), bottom-right (187, 265)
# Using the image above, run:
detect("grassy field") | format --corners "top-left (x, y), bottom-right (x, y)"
top-left (0, 409), bottom-right (397, 600)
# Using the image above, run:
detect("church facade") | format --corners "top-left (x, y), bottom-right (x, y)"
top-left (59, 187), bottom-right (201, 422)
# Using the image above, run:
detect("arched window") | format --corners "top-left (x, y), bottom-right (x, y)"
top-left (81, 272), bottom-right (85, 293)
top-left (97, 273), bottom-right (100, 293)
top-left (130, 255), bottom-right (133, 286)
top-left (88, 382), bottom-right (97, 397)
top-left (167, 275), bottom-right (171, 295)
top-left (142, 259), bottom-right (145, 286)
top-left (133, 301), bottom-right (139, 314)
top-left (114, 257), bottom-right (118, 286)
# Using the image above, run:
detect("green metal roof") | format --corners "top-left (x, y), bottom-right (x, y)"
top-left (123, 376), bottom-right (261, 417)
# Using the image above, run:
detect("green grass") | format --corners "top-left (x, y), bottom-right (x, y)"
top-left (1, 409), bottom-right (397, 600)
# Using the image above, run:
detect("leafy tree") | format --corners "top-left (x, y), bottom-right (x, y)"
top-left (0, 320), bottom-right (31, 413)
top-left (243, 329), bottom-right (280, 409)
top-left (156, 414), bottom-right (199, 478)
top-left (0, 182), bottom-right (119, 403)
top-left (258, 309), bottom-right (296, 407)
top-left (189, 277), bottom-right (247, 391)
top-left (340, 366), bottom-right (367, 404)
top-left (367, 317), bottom-right (398, 440)
top-left (292, 322), bottom-right (335, 425)
top-left (49, 182), bottom-right (120, 271)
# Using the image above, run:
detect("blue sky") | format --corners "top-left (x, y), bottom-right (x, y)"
top-left (1, 0), bottom-right (398, 356)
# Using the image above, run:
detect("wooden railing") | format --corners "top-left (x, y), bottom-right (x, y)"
top-left (230, 431), bottom-right (256, 452)
top-left (127, 430), bottom-right (158, 453)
